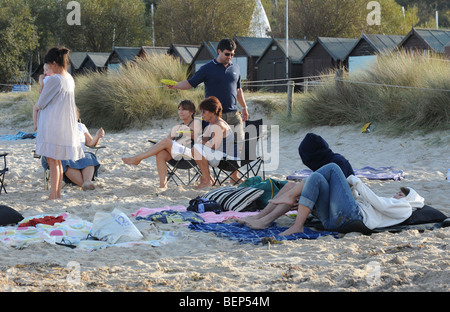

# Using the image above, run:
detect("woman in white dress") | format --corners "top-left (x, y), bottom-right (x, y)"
top-left (33, 47), bottom-right (84, 200)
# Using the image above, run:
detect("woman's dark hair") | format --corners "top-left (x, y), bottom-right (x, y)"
top-left (400, 187), bottom-right (410, 196)
top-left (44, 47), bottom-right (70, 70)
top-left (178, 100), bottom-right (196, 117)
top-left (217, 38), bottom-right (236, 52)
top-left (199, 96), bottom-right (222, 118)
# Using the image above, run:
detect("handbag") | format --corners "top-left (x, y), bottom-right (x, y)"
top-left (187, 196), bottom-right (223, 214)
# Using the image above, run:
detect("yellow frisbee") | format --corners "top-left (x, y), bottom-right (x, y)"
top-left (161, 79), bottom-right (178, 86)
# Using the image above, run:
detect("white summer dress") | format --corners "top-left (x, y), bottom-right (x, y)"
top-left (35, 74), bottom-right (84, 161)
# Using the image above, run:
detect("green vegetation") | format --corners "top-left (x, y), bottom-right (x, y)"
top-left (282, 52), bottom-right (450, 134)
top-left (7, 52), bottom-right (449, 136)
top-left (74, 54), bottom-right (203, 130)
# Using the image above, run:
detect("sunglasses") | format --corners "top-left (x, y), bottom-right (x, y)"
top-left (224, 52), bottom-right (235, 57)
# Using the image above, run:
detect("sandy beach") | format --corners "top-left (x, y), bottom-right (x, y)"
top-left (0, 93), bottom-right (449, 293)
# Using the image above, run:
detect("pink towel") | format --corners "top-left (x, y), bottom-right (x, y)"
top-left (132, 207), bottom-right (258, 223)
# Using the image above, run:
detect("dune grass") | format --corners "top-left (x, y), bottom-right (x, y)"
top-left (282, 52), bottom-right (450, 135)
top-left (74, 54), bottom-right (204, 130)
top-left (11, 51), bottom-right (450, 136)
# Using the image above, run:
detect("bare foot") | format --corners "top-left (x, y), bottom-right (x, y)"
top-left (244, 218), bottom-right (271, 230)
top-left (279, 226), bottom-right (304, 236)
top-left (82, 181), bottom-right (95, 191)
top-left (195, 179), bottom-right (213, 189)
top-left (236, 215), bottom-right (259, 225)
top-left (122, 156), bottom-right (141, 165)
top-left (45, 195), bottom-right (61, 202)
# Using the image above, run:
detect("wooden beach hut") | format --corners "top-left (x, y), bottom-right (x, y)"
top-left (301, 37), bottom-right (358, 79)
top-left (168, 44), bottom-right (200, 66)
top-left (346, 33), bottom-right (404, 74)
top-left (399, 28), bottom-right (450, 55)
top-left (68, 52), bottom-right (88, 76)
top-left (188, 41), bottom-right (218, 77)
top-left (79, 52), bottom-right (110, 74)
top-left (233, 36), bottom-right (273, 86)
top-left (106, 47), bottom-right (140, 72)
top-left (137, 46), bottom-right (169, 58)
top-left (255, 38), bottom-right (313, 92)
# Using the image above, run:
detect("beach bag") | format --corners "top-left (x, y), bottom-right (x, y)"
top-left (0, 204), bottom-right (24, 226)
top-left (187, 196), bottom-right (222, 214)
top-left (239, 177), bottom-right (288, 207)
top-left (90, 208), bottom-right (143, 244)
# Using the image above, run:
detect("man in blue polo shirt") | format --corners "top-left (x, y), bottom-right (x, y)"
top-left (168, 38), bottom-right (249, 143)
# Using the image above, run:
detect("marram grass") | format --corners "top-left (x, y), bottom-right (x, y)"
top-left (284, 52), bottom-right (450, 134)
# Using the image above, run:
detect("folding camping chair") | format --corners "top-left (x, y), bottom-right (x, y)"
top-left (212, 119), bottom-right (265, 186)
top-left (33, 146), bottom-right (105, 190)
top-left (148, 139), bottom-right (201, 186)
top-left (0, 153), bottom-right (8, 195)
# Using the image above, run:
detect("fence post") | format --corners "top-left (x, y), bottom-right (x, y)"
top-left (335, 68), bottom-right (344, 92)
top-left (287, 80), bottom-right (295, 117)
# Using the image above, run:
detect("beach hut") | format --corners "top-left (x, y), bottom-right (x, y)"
top-left (346, 33), bottom-right (404, 74)
top-left (301, 37), bottom-right (358, 79)
top-left (255, 38), bottom-right (313, 92)
top-left (234, 36), bottom-right (273, 87)
top-left (137, 46), bottom-right (169, 58)
top-left (188, 41), bottom-right (218, 77)
top-left (79, 52), bottom-right (110, 74)
top-left (106, 47), bottom-right (140, 72)
top-left (68, 52), bottom-right (88, 76)
top-left (399, 28), bottom-right (450, 55)
top-left (168, 44), bottom-right (200, 66)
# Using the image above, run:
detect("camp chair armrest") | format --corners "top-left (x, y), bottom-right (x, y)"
top-left (86, 145), bottom-right (105, 155)
top-left (1, 153), bottom-right (8, 167)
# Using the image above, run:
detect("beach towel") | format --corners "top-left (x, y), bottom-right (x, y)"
top-left (188, 222), bottom-right (338, 245)
top-left (287, 166), bottom-right (404, 181)
top-left (0, 213), bottom-right (181, 251)
top-left (0, 131), bottom-right (36, 141)
top-left (18, 215), bottom-right (65, 227)
top-left (136, 210), bottom-right (205, 224)
top-left (132, 207), bottom-right (259, 224)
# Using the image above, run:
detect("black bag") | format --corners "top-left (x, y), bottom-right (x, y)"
top-left (187, 196), bottom-right (223, 214)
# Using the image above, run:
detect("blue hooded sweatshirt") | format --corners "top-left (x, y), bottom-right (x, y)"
top-left (298, 133), bottom-right (355, 178)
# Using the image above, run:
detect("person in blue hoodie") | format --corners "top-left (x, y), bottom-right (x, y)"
top-left (298, 132), bottom-right (354, 177)
top-left (236, 133), bottom-right (355, 227)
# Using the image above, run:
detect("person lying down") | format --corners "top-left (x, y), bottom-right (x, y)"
top-left (238, 163), bottom-right (424, 236)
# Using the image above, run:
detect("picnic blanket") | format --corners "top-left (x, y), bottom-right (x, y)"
top-left (0, 213), bottom-right (181, 251)
top-left (0, 131), bottom-right (36, 141)
top-left (188, 222), bottom-right (338, 245)
top-left (287, 166), bottom-right (404, 181)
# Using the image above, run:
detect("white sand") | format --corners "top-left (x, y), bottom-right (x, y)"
top-left (0, 93), bottom-right (449, 292)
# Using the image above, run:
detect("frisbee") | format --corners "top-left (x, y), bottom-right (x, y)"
top-left (176, 130), bottom-right (193, 134)
top-left (362, 122), bottom-right (372, 133)
top-left (161, 79), bottom-right (178, 86)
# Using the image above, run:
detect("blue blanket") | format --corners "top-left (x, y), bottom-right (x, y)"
top-left (287, 166), bottom-right (404, 181)
top-left (0, 131), bottom-right (36, 141)
top-left (188, 222), bottom-right (337, 244)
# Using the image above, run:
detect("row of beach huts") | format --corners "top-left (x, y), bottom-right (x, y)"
top-left (31, 27), bottom-right (449, 92)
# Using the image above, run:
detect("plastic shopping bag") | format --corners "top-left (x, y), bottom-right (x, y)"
top-left (91, 208), bottom-right (143, 244)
